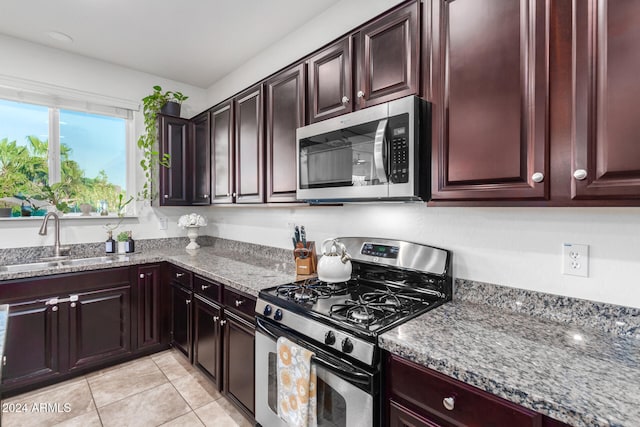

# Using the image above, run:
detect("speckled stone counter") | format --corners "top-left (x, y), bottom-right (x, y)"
top-left (379, 280), bottom-right (640, 427)
top-left (0, 239), bottom-right (297, 297)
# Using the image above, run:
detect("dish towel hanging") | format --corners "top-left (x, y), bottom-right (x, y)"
top-left (277, 336), bottom-right (317, 427)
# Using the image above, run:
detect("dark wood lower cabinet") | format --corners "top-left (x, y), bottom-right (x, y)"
top-left (193, 295), bottom-right (222, 389)
top-left (68, 285), bottom-right (131, 371)
top-left (223, 310), bottom-right (255, 419)
top-left (389, 400), bottom-right (438, 427)
top-left (137, 265), bottom-right (162, 349)
top-left (170, 283), bottom-right (193, 360)
top-left (2, 299), bottom-right (60, 389)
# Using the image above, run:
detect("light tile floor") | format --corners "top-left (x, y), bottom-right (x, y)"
top-left (1, 349), bottom-right (254, 427)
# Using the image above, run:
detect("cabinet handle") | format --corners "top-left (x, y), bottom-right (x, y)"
top-left (164, 194), bottom-right (169, 199)
top-left (220, 320), bottom-right (227, 326)
top-left (2, 356), bottom-right (5, 366)
top-left (176, 272), bottom-right (185, 278)
top-left (573, 169), bottom-right (588, 181)
top-left (531, 172), bottom-right (544, 183)
top-left (443, 396), bottom-right (455, 411)
top-left (235, 300), bottom-right (244, 307)
top-left (357, 90), bottom-right (365, 98)
top-left (139, 274), bottom-right (145, 279)
top-left (341, 95), bottom-right (349, 104)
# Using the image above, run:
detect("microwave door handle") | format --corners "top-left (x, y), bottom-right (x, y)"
top-left (374, 119), bottom-right (388, 183)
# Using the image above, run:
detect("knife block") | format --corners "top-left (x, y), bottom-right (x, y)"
top-left (294, 241), bottom-right (317, 276)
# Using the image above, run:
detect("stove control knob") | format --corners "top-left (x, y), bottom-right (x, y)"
top-left (341, 338), bottom-right (354, 353)
top-left (324, 331), bottom-right (336, 345)
top-left (263, 305), bottom-right (272, 317)
top-left (274, 309), bottom-right (283, 321)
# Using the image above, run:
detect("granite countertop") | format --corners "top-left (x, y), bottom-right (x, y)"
top-left (379, 285), bottom-right (640, 427)
top-left (0, 246), bottom-right (297, 297)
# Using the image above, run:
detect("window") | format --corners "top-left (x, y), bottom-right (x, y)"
top-left (0, 98), bottom-right (128, 216)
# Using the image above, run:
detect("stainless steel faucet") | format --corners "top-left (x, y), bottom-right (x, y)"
top-left (38, 212), bottom-right (69, 258)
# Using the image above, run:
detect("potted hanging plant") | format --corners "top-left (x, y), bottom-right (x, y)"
top-left (137, 86), bottom-right (189, 202)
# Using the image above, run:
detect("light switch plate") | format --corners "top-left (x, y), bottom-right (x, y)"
top-left (562, 243), bottom-right (589, 277)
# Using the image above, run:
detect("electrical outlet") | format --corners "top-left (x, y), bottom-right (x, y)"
top-left (562, 243), bottom-right (589, 277)
top-left (158, 217), bottom-right (168, 230)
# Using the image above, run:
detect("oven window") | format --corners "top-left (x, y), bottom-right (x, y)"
top-left (267, 352), bottom-right (347, 427)
top-left (299, 120), bottom-right (382, 189)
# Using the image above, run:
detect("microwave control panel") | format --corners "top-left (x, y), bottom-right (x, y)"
top-left (390, 125), bottom-right (409, 183)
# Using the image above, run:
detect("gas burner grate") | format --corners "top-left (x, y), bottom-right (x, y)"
top-left (275, 278), bottom-right (355, 303)
top-left (329, 295), bottom-right (412, 326)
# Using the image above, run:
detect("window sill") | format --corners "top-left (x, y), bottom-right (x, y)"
top-left (0, 215), bottom-right (138, 221)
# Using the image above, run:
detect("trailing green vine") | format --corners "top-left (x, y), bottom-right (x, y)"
top-left (136, 85), bottom-right (188, 202)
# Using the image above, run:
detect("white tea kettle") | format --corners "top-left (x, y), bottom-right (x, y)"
top-left (317, 238), bottom-right (352, 283)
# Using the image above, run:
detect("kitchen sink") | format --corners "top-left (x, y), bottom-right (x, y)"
top-left (0, 255), bottom-right (123, 274)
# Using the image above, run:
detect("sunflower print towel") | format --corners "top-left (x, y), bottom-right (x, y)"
top-left (277, 337), bottom-right (317, 427)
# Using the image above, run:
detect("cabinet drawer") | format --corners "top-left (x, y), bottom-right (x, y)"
top-left (168, 265), bottom-right (192, 289)
top-left (194, 276), bottom-right (221, 303)
top-left (223, 288), bottom-right (256, 319)
top-left (388, 355), bottom-right (542, 427)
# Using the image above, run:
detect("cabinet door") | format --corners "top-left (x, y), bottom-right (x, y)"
top-left (431, 0), bottom-right (549, 201)
top-left (137, 265), bottom-right (161, 350)
top-left (211, 101), bottom-right (235, 204)
top-left (235, 85), bottom-right (265, 203)
top-left (223, 311), bottom-right (255, 418)
top-left (572, 0), bottom-right (640, 199)
top-left (193, 296), bottom-right (222, 389)
top-left (192, 112), bottom-right (211, 205)
top-left (265, 63), bottom-right (305, 202)
top-left (171, 284), bottom-right (192, 360)
top-left (355, 0), bottom-right (419, 109)
top-left (159, 115), bottom-right (190, 205)
top-left (307, 37), bottom-right (353, 123)
top-left (68, 285), bottom-right (131, 371)
top-left (389, 400), bottom-right (439, 427)
top-left (2, 299), bottom-right (60, 388)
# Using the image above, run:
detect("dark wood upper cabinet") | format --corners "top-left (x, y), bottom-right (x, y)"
top-left (430, 0), bottom-right (549, 201)
top-left (211, 101), bottom-right (235, 204)
top-left (234, 84), bottom-right (265, 203)
top-left (265, 63), bottom-right (305, 202)
top-left (307, 37), bottom-right (353, 123)
top-left (192, 112), bottom-right (211, 205)
top-left (355, 0), bottom-right (420, 109)
top-left (159, 114), bottom-right (190, 205)
top-left (571, 0), bottom-right (640, 200)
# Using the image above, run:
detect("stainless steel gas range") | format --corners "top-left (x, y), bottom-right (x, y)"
top-left (254, 237), bottom-right (452, 427)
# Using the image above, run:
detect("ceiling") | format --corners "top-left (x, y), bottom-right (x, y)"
top-left (0, 0), bottom-right (342, 88)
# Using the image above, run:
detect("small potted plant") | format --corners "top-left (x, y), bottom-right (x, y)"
top-left (39, 183), bottom-right (74, 215)
top-left (116, 231), bottom-right (129, 254)
top-left (137, 86), bottom-right (189, 202)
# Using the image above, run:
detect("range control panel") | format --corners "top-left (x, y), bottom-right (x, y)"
top-left (361, 243), bottom-right (400, 259)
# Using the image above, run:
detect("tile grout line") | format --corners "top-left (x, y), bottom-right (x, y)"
top-left (84, 374), bottom-right (105, 427)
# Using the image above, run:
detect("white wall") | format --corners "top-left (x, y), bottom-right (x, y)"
top-left (205, 205), bottom-right (640, 308)
top-left (206, 0), bottom-right (405, 105)
top-left (0, 34), bottom-right (212, 246)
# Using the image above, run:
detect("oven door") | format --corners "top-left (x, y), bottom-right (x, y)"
top-left (255, 318), bottom-right (374, 427)
top-left (296, 103), bottom-right (390, 201)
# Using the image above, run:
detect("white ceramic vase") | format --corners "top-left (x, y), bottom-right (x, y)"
top-left (186, 226), bottom-right (200, 250)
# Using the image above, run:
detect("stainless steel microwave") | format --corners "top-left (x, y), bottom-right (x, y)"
top-left (296, 95), bottom-right (431, 202)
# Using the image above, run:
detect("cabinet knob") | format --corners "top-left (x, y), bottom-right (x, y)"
top-left (164, 194), bottom-right (169, 199)
top-left (226, 193), bottom-right (230, 197)
top-left (139, 274), bottom-right (145, 279)
top-left (443, 396), bottom-right (455, 411)
top-left (186, 299), bottom-right (191, 305)
top-left (235, 299), bottom-right (244, 307)
top-left (232, 192), bottom-right (237, 198)
top-left (220, 320), bottom-right (227, 326)
top-left (573, 169), bottom-right (588, 181)
top-left (357, 90), bottom-right (365, 98)
top-left (202, 284), bottom-right (211, 290)
top-left (2, 355), bottom-right (5, 366)
top-left (70, 302), bottom-right (76, 308)
top-left (531, 172), bottom-right (544, 183)
top-left (203, 194), bottom-right (209, 198)
top-left (52, 306), bottom-right (58, 312)
top-left (213, 316), bottom-right (219, 322)
top-left (341, 96), bottom-right (349, 104)
top-left (176, 272), bottom-right (185, 278)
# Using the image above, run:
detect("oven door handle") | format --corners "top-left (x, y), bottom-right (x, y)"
top-left (256, 318), bottom-right (371, 385)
